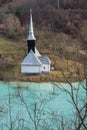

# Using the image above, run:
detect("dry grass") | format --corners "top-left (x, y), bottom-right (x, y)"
top-left (0, 30), bottom-right (86, 82)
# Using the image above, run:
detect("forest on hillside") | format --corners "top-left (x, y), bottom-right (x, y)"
top-left (0, 0), bottom-right (87, 39)
top-left (1, 0), bottom-right (87, 9)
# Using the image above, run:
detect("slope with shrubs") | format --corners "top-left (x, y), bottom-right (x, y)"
top-left (0, 0), bottom-right (87, 82)
top-left (0, 29), bottom-right (87, 82)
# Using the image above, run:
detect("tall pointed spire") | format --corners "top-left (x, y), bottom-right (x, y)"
top-left (27, 9), bottom-right (36, 40)
top-left (27, 9), bottom-right (36, 53)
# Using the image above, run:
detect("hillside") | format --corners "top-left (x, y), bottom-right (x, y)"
top-left (1, 0), bottom-right (87, 9)
top-left (0, 0), bottom-right (87, 82)
top-left (0, 0), bottom-right (87, 40)
top-left (0, 29), bottom-right (87, 82)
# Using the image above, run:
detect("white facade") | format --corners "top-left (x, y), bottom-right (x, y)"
top-left (21, 49), bottom-right (51, 74)
top-left (21, 65), bottom-right (41, 74)
top-left (21, 50), bottom-right (42, 74)
top-left (38, 56), bottom-right (51, 73)
top-left (42, 64), bottom-right (50, 73)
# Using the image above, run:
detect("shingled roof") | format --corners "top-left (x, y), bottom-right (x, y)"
top-left (21, 50), bottom-right (41, 66)
top-left (38, 56), bottom-right (51, 64)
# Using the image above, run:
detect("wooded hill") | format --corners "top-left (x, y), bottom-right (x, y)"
top-left (1, 0), bottom-right (87, 9)
top-left (0, 0), bottom-right (87, 31)
top-left (0, 0), bottom-right (87, 82)
top-left (1, 0), bottom-right (87, 37)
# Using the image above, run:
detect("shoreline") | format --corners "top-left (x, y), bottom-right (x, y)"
top-left (0, 77), bottom-right (84, 84)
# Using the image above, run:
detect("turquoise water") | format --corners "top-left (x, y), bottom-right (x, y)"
top-left (0, 80), bottom-right (86, 130)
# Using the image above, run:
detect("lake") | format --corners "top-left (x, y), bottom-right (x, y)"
top-left (0, 80), bottom-right (86, 130)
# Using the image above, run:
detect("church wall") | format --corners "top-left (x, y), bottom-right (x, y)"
top-left (21, 65), bottom-right (41, 74)
top-left (42, 64), bottom-right (50, 73)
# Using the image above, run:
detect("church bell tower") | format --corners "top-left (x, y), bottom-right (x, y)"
top-left (27, 9), bottom-right (36, 53)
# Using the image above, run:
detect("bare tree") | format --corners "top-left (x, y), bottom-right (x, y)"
top-left (4, 14), bottom-right (22, 39)
top-left (57, 0), bottom-right (60, 10)
top-left (1, 82), bottom-right (21, 130)
top-left (52, 66), bottom-right (87, 130)
top-left (16, 89), bottom-right (58, 130)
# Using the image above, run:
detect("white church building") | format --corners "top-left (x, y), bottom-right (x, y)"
top-left (21, 10), bottom-right (51, 74)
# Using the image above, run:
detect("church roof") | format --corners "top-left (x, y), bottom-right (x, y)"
top-left (38, 56), bottom-right (51, 64)
top-left (21, 49), bottom-right (50, 66)
top-left (35, 48), bottom-right (41, 57)
top-left (21, 50), bottom-right (41, 66)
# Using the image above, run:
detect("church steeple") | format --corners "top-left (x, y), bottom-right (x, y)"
top-left (27, 9), bottom-right (36, 53)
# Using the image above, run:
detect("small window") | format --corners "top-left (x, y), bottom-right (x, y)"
top-left (44, 66), bottom-right (45, 69)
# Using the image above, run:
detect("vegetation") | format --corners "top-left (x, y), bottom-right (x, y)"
top-left (3, 14), bottom-right (22, 39)
top-left (0, 1), bottom-right (87, 129)
top-left (0, 29), bottom-right (87, 82)
top-left (0, 0), bottom-right (87, 82)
